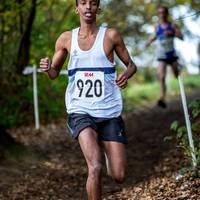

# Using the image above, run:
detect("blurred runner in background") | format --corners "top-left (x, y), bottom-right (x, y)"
top-left (146, 5), bottom-right (183, 108)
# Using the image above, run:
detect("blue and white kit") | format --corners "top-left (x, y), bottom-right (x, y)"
top-left (156, 23), bottom-right (178, 62)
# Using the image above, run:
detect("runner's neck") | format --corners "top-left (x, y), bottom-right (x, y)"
top-left (159, 19), bottom-right (170, 25)
top-left (79, 23), bottom-right (98, 37)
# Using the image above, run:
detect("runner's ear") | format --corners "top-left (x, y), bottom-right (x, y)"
top-left (75, 7), bottom-right (79, 14)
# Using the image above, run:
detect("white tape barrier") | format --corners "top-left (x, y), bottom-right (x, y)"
top-left (23, 66), bottom-right (68, 129)
top-left (23, 66), bottom-right (68, 75)
top-left (178, 75), bottom-right (197, 167)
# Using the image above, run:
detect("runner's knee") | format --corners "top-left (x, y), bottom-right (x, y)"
top-left (112, 170), bottom-right (125, 184)
top-left (88, 161), bottom-right (102, 178)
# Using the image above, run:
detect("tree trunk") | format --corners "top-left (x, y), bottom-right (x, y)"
top-left (16, 0), bottom-right (37, 74)
top-left (17, 0), bottom-right (24, 35)
top-left (0, 1), bottom-right (5, 69)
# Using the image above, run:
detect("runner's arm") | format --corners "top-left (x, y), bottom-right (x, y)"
top-left (40, 32), bottom-right (69, 79)
top-left (109, 29), bottom-right (137, 89)
top-left (146, 26), bottom-right (157, 47)
top-left (173, 24), bottom-right (183, 40)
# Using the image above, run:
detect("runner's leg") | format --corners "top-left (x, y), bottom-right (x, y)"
top-left (171, 61), bottom-right (179, 78)
top-left (158, 61), bottom-right (167, 101)
top-left (102, 141), bottom-right (126, 184)
top-left (78, 128), bottom-right (102, 200)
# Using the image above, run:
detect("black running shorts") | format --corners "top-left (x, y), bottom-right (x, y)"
top-left (157, 57), bottom-right (178, 65)
top-left (67, 113), bottom-right (127, 144)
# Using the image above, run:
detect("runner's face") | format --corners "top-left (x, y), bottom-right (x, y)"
top-left (157, 8), bottom-right (168, 20)
top-left (76, 0), bottom-right (99, 23)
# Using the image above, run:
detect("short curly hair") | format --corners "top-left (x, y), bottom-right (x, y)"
top-left (76, 0), bottom-right (100, 7)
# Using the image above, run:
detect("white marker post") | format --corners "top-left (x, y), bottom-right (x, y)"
top-left (33, 65), bottom-right (40, 129)
top-left (23, 66), bottom-right (68, 129)
top-left (178, 75), bottom-right (197, 167)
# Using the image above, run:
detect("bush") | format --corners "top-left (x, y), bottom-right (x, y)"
top-left (170, 99), bottom-right (200, 169)
top-left (0, 73), bottom-right (68, 128)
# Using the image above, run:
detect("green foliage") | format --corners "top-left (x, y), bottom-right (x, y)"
top-left (0, 0), bottom-right (78, 72)
top-left (170, 121), bottom-right (188, 142)
top-left (170, 99), bottom-right (200, 168)
top-left (0, 0), bottom-right (78, 127)
top-left (30, 0), bottom-right (79, 64)
top-left (134, 67), bottom-right (157, 83)
top-left (189, 99), bottom-right (200, 118)
top-left (0, 73), bottom-right (68, 128)
top-left (37, 74), bottom-right (68, 123)
top-left (122, 74), bottom-right (200, 111)
top-left (170, 121), bottom-right (179, 132)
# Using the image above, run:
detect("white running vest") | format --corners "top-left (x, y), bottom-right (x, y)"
top-left (65, 26), bottom-right (122, 118)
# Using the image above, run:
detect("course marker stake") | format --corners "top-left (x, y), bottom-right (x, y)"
top-left (178, 75), bottom-right (197, 167)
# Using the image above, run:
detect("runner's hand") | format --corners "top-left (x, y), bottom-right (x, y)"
top-left (116, 72), bottom-right (128, 89)
top-left (164, 30), bottom-right (174, 37)
top-left (39, 57), bottom-right (51, 72)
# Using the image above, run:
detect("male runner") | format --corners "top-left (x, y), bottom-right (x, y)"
top-left (146, 5), bottom-right (183, 108)
top-left (40, 0), bottom-right (137, 199)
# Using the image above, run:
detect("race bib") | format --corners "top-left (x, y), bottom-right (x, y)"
top-left (74, 71), bottom-right (105, 101)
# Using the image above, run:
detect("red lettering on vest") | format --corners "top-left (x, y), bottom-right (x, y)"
top-left (84, 72), bottom-right (94, 77)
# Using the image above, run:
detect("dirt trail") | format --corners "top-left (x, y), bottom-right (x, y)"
top-left (0, 92), bottom-right (199, 200)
